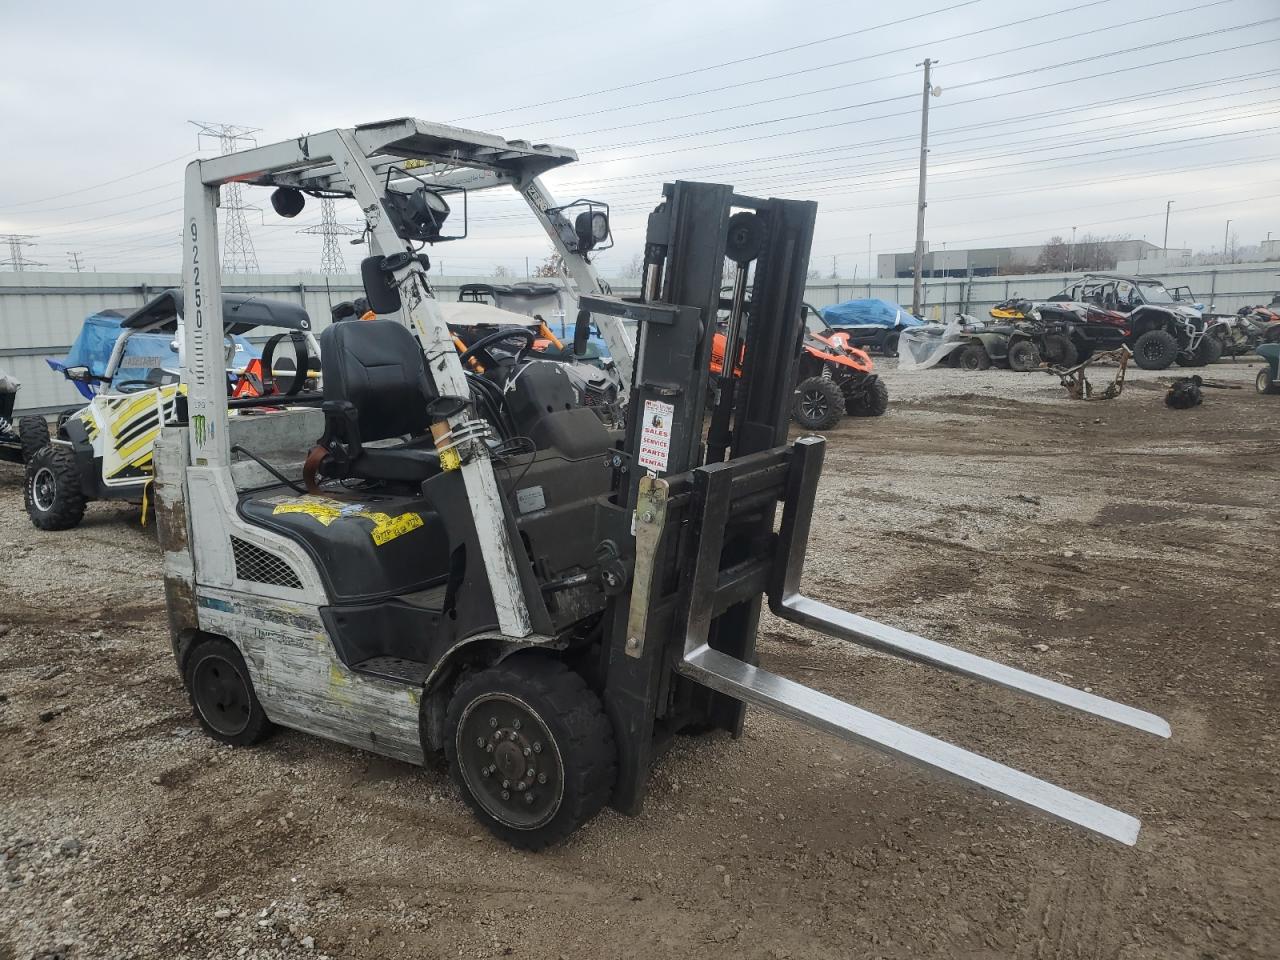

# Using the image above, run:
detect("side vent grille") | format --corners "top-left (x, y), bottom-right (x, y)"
top-left (230, 536), bottom-right (303, 589)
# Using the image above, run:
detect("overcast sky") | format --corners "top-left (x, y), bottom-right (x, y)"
top-left (1, 0), bottom-right (1277, 278)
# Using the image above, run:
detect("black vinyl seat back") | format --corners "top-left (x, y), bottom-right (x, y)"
top-left (321, 320), bottom-right (435, 441)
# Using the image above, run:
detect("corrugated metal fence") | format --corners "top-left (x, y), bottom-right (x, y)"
top-left (3, 264), bottom-right (1277, 414)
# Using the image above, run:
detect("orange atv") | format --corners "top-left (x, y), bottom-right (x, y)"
top-left (790, 303), bottom-right (888, 429)
top-left (711, 303), bottom-right (888, 429)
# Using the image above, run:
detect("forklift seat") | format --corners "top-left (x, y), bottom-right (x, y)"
top-left (315, 319), bottom-right (442, 485)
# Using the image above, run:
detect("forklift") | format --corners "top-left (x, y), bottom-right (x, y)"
top-left (153, 118), bottom-right (1168, 849)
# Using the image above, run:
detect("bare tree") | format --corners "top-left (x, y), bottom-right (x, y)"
top-left (622, 252), bottom-right (644, 279)
top-left (532, 249), bottom-right (565, 278)
top-left (492, 264), bottom-right (511, 279)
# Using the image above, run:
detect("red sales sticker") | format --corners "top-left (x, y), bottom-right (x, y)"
top-left (636, 399), bottom-right (675, 472)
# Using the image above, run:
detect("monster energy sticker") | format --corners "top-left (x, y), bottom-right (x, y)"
top-left (269, 496), bottom-right (424, 546)
top-left (192, 414), bottom-right (213, 446)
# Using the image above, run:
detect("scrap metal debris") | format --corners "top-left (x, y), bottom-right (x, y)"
top-left (1045, 346), bottom-right (1133, 401)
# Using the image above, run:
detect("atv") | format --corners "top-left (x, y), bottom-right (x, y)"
top-left (1257, 342), bottom-right (1280, 395)
top-left (1212, 305), bottom-right (1280, 357)
top-left (0, 370), bottom-right (51, 466)
top-left (939, 316), bottom-right (1043, 372)
top-left (25, 289), bottom-right (320, 531)
top-left (1047, 273), bottom-right (1216, 370)
top-left (988, 299), bottom-right (1083, 368)
top-left (790, 303), bottom-right (889, 429)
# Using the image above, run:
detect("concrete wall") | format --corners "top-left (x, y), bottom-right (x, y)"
top-left (3, 265), bottom-right (1277, 414)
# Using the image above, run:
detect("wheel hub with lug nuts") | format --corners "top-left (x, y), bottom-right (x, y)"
top-left (31, 467), bottom-right (56, 512)
top-left (458, 693), bottom-right (564, 829)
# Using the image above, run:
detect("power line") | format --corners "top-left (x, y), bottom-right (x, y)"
top-left (460, 69), bottom-right (1280, 208)
top-left (0, 152), bottom-right (197, 211)
top-left (449, 0), bottom-right (991, 123)
top-left (191, 121), bottom-right (261, 274)
top-left (578, 19), bottom-right (1279, 154)
top-left (0, 234), bottom-right (44, 271)
top-left (572, 34), bottom-right (1280, 164)
top-left (537, 0), bottom-right (1232, 140)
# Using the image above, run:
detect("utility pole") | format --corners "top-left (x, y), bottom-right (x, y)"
top-left (1223, 219), bottom-right (1232, 264)
top-left (298, 198), bottom-right (360, 274)
top-left (66, 251), bottom-right (85, 272)
top-left (1069, 226), bottom-right (1077, 273)
top-left (1163, 201), bottom-right (1174, 253)
top-left (867, 232), bottom-right (872, 280)
top-left (191, 121), bottom-right (262, 273)
top-left (0, 234), bottom-right (44, 272)
top-left (911, 58), bottom-right (939, 315)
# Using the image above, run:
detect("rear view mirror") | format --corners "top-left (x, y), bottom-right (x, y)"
top-left (64, 365), bottom-right (92, 382)
top-left (573, 309), bottom-right (591, 357)
top-left (360, 256), bottom-right (402, 315)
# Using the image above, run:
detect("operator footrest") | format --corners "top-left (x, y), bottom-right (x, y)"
top-left (351, 656), bottom-right (432, 685)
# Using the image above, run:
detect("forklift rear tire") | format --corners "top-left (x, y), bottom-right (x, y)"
top-left (846, 378), bottom-right (889, 417)
top-left (24, 445), bottom-right (86, 531)
top-left (446, 657), bottom-right (616, 850)
top-left (185, 637), bottom-right (275, 747)
top-left (792, 376), bottom-right (844, 430)
top-left (18, 415), bottom-right (50, 463)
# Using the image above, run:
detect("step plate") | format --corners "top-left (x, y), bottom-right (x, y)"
top-left (678, 645), bottom-right (1142, 846)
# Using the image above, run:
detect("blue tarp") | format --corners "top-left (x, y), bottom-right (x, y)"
top-left (821, 299), bottom-right (924, 330)
top-left (50, 310), bottom-right (259, 399)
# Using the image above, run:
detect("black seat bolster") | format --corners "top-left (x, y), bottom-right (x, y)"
top-left (352, 447), bottom-right (442, 484)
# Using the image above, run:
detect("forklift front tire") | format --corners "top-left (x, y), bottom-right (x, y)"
top-left (446, 657), bottom-right (616, 850)
top-left (24, 445), bottom-right (86, 531)
top-left (184, 637), bottom-right (275, 747)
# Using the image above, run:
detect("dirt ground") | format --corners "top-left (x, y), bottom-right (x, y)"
top-left (1, 358), bottom-right (1277, 960)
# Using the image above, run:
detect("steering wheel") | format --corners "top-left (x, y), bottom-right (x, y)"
top-left (457, 326), bottom-right (537, 371)
top-left (113, 379), bottom-right (162, 394)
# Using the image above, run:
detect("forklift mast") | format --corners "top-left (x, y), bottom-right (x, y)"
top-left (589, 182), bottom-right (1168, 844)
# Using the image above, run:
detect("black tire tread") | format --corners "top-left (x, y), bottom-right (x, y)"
top-left (184, 637), bottom-right (275, 747)
top-left (847, 377), bottom-right (889, 416)
top-left (957, 343), bottom-right (991, 371)
top-left (446, 657), bottom-right (616, 850)
top-left (1007, 339), bottom-right (1041, 372)
top-left (1132, 328), bottom-right (1178, 370)
top-left (17, 415), bottom-right (50, 463)
top-left (24, 444), bottom-right (87, 531)
top-left (1040, 333), bottom-right (1077, 369)
top-left (792, 376), bottom-right (844, 430)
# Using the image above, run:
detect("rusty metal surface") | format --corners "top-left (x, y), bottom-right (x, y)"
top-left (1046, 346), bottom-right (1133, 401)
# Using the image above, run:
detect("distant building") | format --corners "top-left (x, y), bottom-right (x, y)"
top-left (877, 239), bottom-right (1161, 279)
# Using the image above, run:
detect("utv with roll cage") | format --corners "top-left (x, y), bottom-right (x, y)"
top-left (24, 290), bottom-right (319, 531)
top-left (153, 118), bottom-right (1167, 851)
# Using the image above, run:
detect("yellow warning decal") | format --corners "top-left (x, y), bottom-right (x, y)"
top-left (270, 497), bottom-right (424, 546)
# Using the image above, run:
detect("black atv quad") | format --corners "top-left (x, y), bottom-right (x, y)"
top-left (0, 377), bottom-right (51, 466)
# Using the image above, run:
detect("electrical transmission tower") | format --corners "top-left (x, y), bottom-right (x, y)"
top-left (1, 234), bottom-right (45, 272)
top-left (191, 121), bottom-right (261, 273)
top-left (298, 198), bottom-right (361, 274)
